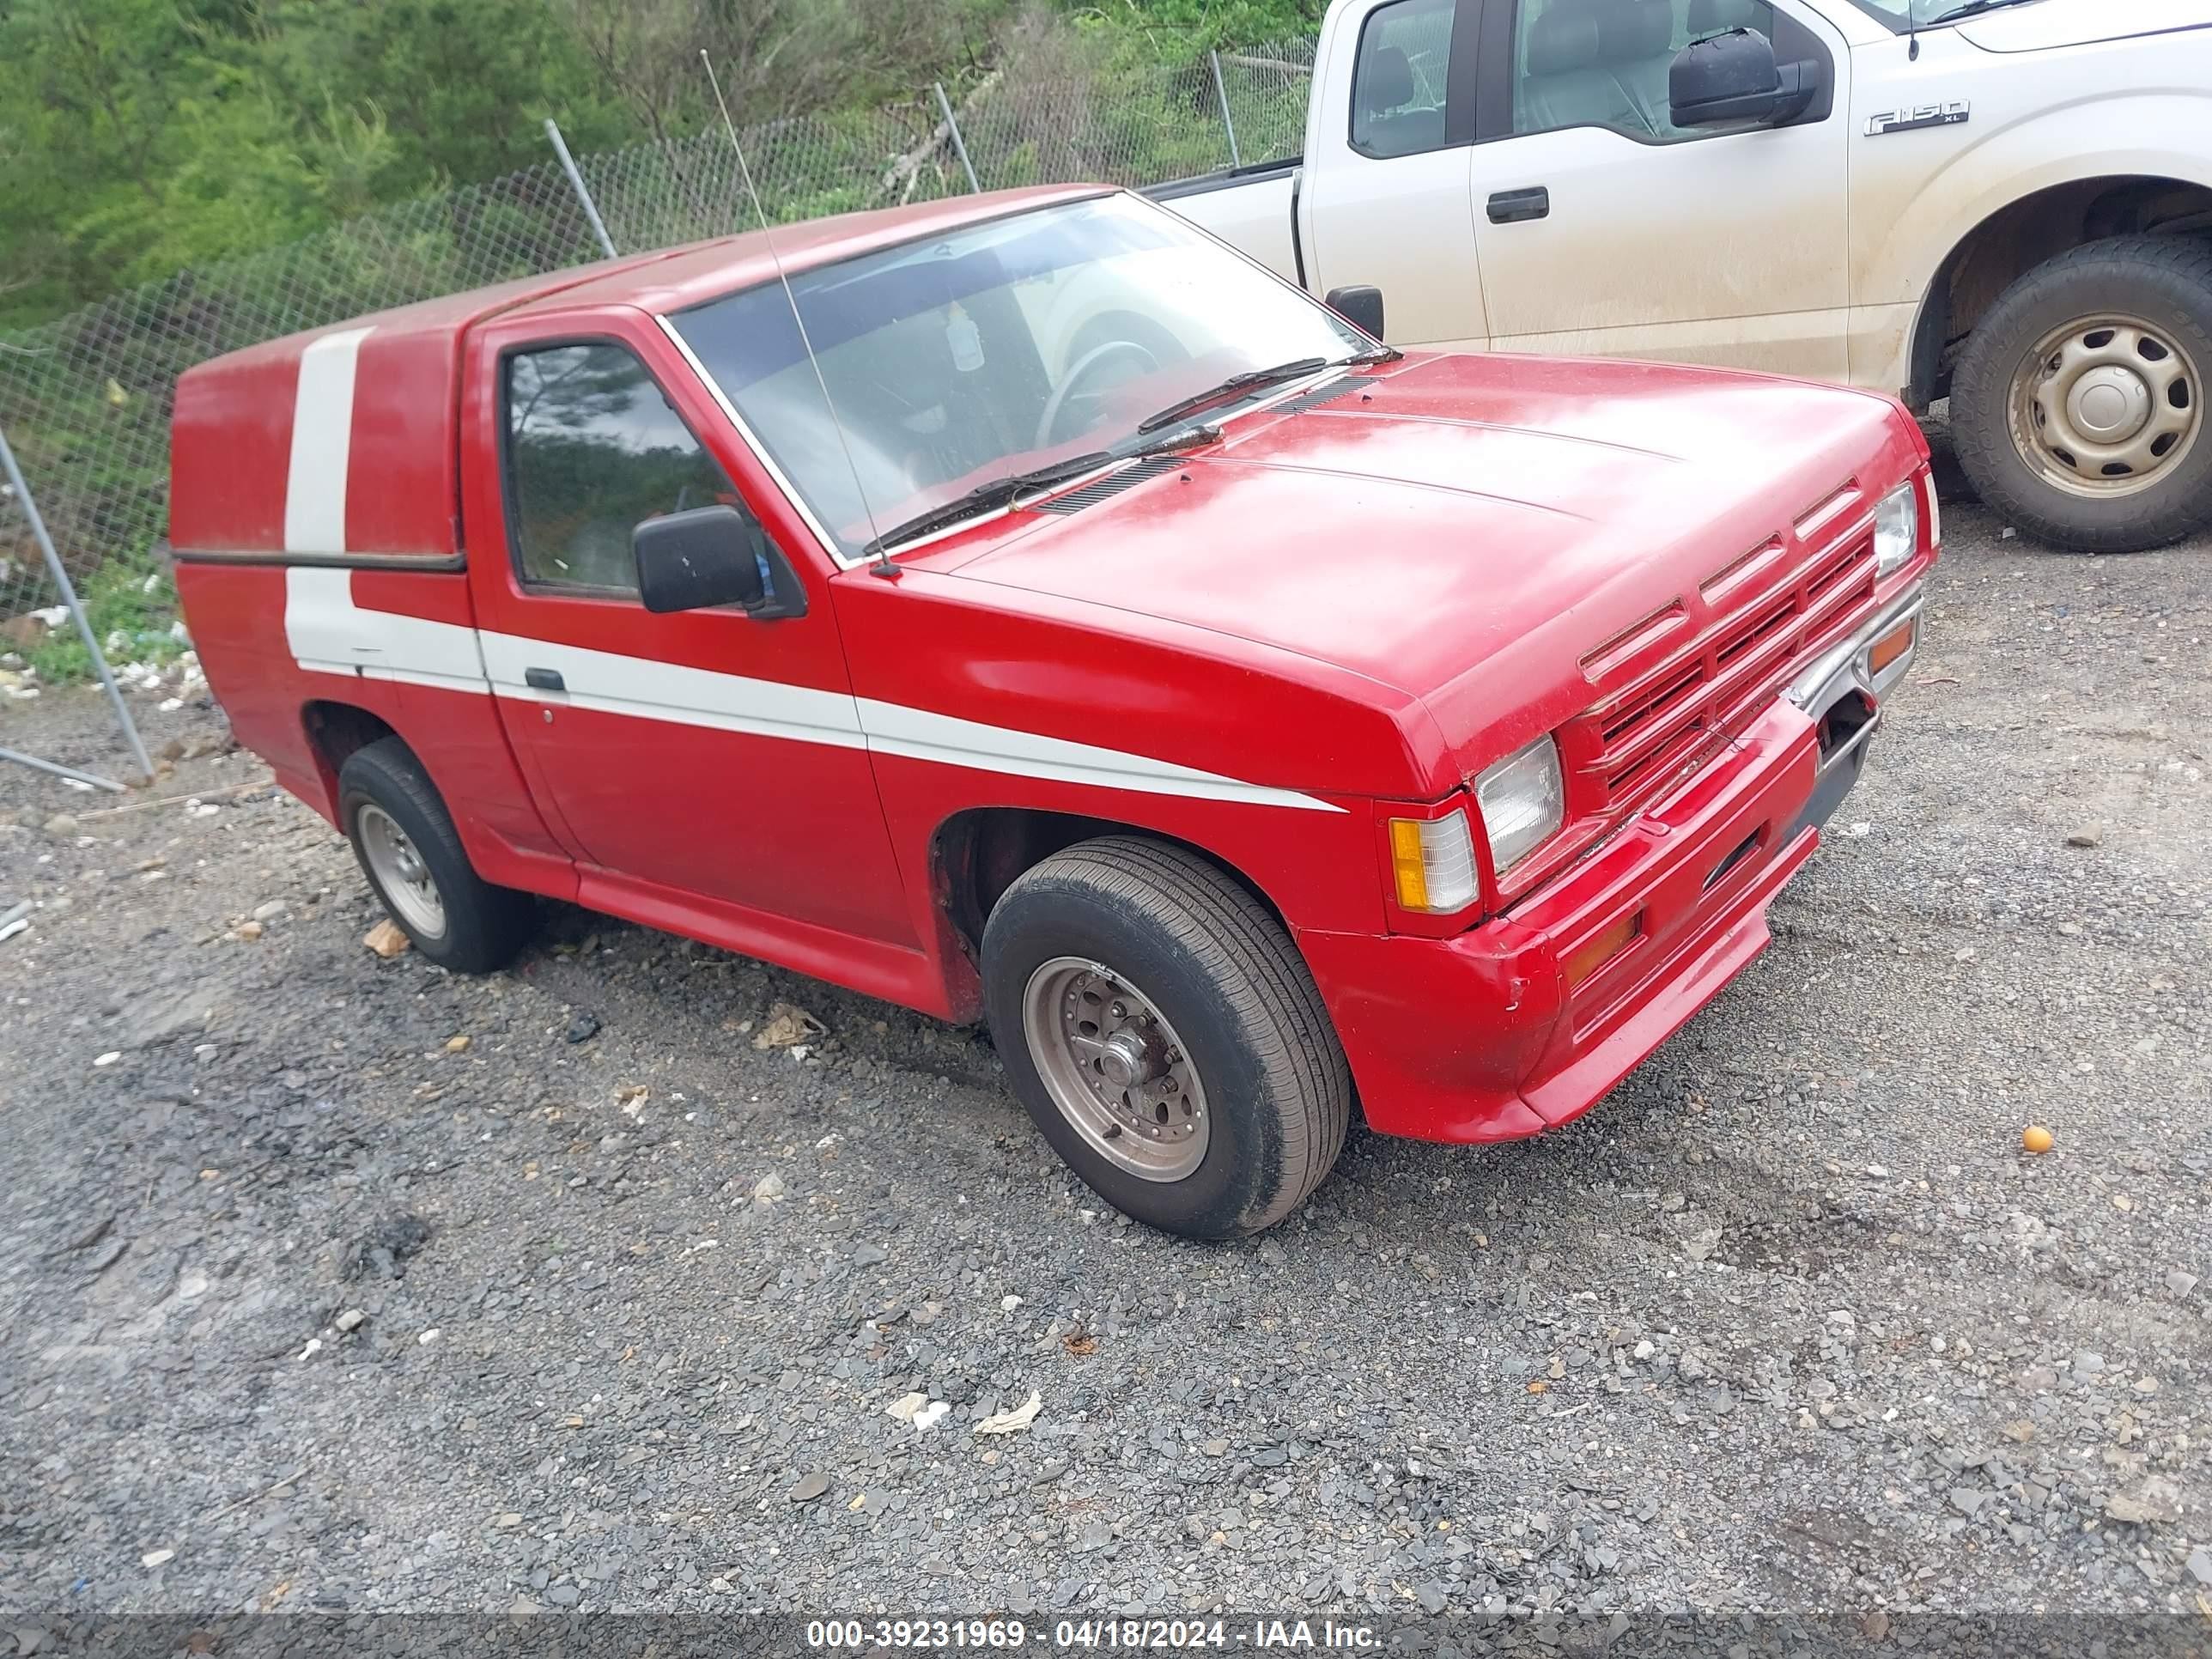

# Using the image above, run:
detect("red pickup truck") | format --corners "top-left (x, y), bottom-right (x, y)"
top-left (172, 185), bottom-right (1936, 1237)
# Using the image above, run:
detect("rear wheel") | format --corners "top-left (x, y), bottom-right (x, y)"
top-left (1952, 236), bottom-right (2212, 552)
top-left (981, 836), bottom-right (1352, 1239)
top-left (337, 737), bottom-right (535, 972)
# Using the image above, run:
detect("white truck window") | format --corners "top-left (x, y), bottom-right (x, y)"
top-left (1349, 0), bottom-right (1458, 160)
top-left (1510, 0), bottom-right (1775, 143)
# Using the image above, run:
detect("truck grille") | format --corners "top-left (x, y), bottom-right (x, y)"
top-left (1565, 509), bottom-right (1878, 811)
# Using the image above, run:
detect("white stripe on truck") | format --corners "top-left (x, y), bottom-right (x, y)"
top-left (283, 326), bottom-right (374, 556)
top-left (282, 567), bottom-right (1339, 812)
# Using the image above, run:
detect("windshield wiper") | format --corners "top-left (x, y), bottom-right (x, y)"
top-left (862, 425), bottom-right (1222, 556)
top-left (1135, 348), bottom-right (1401, 435)
top-left (1136, 357), bottom-right (1329, 434)
top-left (863, 451), bottom-right (1114, 556)
top-left (1917, 0), bottom-right (2045, 24)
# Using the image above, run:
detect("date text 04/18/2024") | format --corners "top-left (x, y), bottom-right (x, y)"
top-left (803, 1619), bottom-right (1383, 1649)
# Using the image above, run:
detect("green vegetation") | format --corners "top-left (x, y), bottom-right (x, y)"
top-left (0, 0), bottom-right (1317, 680)
top-left (22, 548), bottom-right (184, 682)
top-left (0, 0), bottom-right (1322, 331)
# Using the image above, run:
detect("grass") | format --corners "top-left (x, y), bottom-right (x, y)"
top-left (23, 550), bottom-right (185, 683)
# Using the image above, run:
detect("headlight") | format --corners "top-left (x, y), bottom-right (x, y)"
top-left (1474, 735), bottom-right (1565, 877)
top-left (1874, 481), bottom-right (1918, 575)
top-left (1386, 810), bottom-right (1479, 914)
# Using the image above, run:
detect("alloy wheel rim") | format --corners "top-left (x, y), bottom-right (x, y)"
top-left (2007, 313), bottom-right (2202, 499)
top-left (356, 804), bottom-right (447, 939)
top-left (1019, 956), bottom-right (1209, 1182)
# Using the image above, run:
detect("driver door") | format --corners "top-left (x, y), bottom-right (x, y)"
top-left (459, 307), bottom-right (915, 949)
top-left (1464, 0), bottom-right (1851, 377)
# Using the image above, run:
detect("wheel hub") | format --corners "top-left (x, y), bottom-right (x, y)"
top-left (2010, 313), bottom-right (2202, 498)
top-left (356, 803), bottom-right (447, 939)
top-left (1019, 957), bottom-right (1208, 1182)
top-left (1097, 1027), bottom-right (1164, 1089)
top-left (2066, 364), bottom-right (2150, 441)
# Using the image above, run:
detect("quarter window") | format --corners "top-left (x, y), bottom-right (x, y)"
top-left (1349, 0), bottom-right (1457, 160)
top-left (1509, 0), bottom-right (1778, 143)
top-left (504, 343), bottom-right (742, 592)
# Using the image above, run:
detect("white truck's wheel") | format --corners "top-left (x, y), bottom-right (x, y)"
top-left (1953, 236), bottom-right (2212, 553)
top-left (981, 836), bottom-right (1352, 1239)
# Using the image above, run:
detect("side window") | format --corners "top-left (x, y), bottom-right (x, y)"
top-left (1349, 0), bottom-right (1457, 160)
top-left (1510, 0), bottom-right (1776, 143)
top-left (504, 343), bottom-right (743, 593)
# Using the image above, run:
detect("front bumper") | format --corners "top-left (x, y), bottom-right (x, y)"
top-left (1305, 578), bottom-right (1928, 1146)
top-left (1785, 580), bottom-right (1926, 836)
top-left (1304, 698), bottom-right (1815, 1142)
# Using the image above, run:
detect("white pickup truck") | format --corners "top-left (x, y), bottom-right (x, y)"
top-left (1155, 0), bottom-right (2212, 552)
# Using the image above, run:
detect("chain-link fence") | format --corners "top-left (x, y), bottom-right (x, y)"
top-left (0, 425), bottom-right (153, 788)
top-left (0, 33), bottom-right (1317, 653)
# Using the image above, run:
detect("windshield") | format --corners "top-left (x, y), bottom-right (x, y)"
top-left (670, 193), bottom-right (1369, 556)
top-left (1837, 0), bottom-right (2048, 27)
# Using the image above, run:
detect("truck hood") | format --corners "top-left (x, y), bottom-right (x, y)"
top-left (1954, 0), bottom-right (2212, 53)
top-left (939, 353), bottom-right (1917, 789)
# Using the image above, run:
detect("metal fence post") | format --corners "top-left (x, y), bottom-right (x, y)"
top-left (544, 118), bottom-right (620, 258)
top-left (0, 425), bottom-right (153, 787)
top-left (933, 82), bottom-right (981, 193)
top-left (1210, 51), bottom-right (1243, 168)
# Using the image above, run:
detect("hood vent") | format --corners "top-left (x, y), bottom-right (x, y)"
top-left (1269, 375), bottom-right (1358, 416)
top-left (1033, 455), bottom-right (1184, 515)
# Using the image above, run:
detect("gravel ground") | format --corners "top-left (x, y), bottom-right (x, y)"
top-left (1, 495), bottom-right (2208, 1630)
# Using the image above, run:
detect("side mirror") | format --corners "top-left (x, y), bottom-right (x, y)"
top-left (634, 505), bottom-right (799, 617)
top-left (1323, 284), bottom-right (1386, 342)
top-left (1671, 27), bottom-right (1791, 127)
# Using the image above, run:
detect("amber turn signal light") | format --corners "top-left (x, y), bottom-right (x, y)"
top-left (1565, 908), bottom-right (1643, 988)
top-left (1869, 618), bottom-right (1915, 676)
top-left (1388, 811), bottom-right (1479, 914)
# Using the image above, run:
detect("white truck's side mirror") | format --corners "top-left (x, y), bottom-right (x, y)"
top-left (1670, 27), bottom-right (1815, 129)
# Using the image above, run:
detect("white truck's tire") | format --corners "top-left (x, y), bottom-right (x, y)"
top-left (1953, 235), bottom-right (2212, 554)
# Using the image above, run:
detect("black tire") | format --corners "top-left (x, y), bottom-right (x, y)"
top-left (981, 836), bottom-right (1352, 1239)
top-left (1952, 235), bottom-right (2212, 553)
top-left (337, 736), bottom-right (535, 973)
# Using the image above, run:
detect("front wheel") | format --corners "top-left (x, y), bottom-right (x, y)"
top-left (1952, 235), bottom-right (2212, 552)
top-left (981, 836), bottom-right (1352, 1239)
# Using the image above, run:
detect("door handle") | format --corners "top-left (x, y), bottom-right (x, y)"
top-left (524, 666), bottom-right (565, 692)
top-left (1487, 186), bottom-right (1551, 224)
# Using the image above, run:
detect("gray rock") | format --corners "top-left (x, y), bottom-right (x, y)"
top-left (2167, 1269), bottom-right (2200, 1299)
top-left (2186, 1548), bottom-right (2212, 1587)
top-left (787, 1472), bottom-right (830, 1503)
top-left (83, 1237), bottom-right (127, 1274)
top-left (852, 1243), bottom-right (887, 1267)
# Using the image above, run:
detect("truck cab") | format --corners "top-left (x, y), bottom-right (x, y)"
top-left (1167, 0), bottom-right (2212, 554)
top-left (172, 185), bottom-right (1936, 1237)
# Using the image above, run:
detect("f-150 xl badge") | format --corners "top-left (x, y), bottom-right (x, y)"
top-left (1866, 101), bottom-right (1970, 137)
